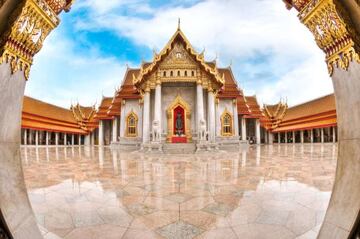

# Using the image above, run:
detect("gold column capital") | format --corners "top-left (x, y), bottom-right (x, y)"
top-left (0, 0), bottom-right (73, 80)
top-left (298, 0), bottom-right (360, 76)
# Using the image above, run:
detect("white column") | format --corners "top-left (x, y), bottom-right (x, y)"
top-left (300, 130), bottom-right (304, 143)
top-left (143, 89), bottom-right (151, 143)
top-left (285, 131), bottom-right (288, 144)
top-left (24, 129), bottom-right (27, 145)
top-left (269, 132), bottom-right (273, 144)
top-left (278, 133), bottom-right (281, 143)
top-left (64, 133), bottom-right (67, 145)
top-left (55, 132), bottom-right (59, 145)
top-left (255, 119), bottom-right (261, 144)
top-left (35, 130), bottom-right (39, 146)
top-left (153, 83), bottom-right (162, 141)
top-left (46, 131), bottom-right (49, 145)
top-left (208, 89), bottom-right (216, 142)
top-left (333, 126), bottom-right (336, 143)
top-left (196, 83), bottom-right (205, 132)
top-left (264, 131), bottom-right (268, 144)
top-left (241, 117), bottom-right (247, 141)
top-left (120, 102), bottom-right (126, 138)
top-left (71, 134), bottom-right (74, 145)
top-left (91, 132), bottom-right (95, 145)
top-left (292, 131), bottom-right (296, 143)
top-left (321, 128), bottom-right (324, 143)
top-left (233, 101), bottom-right (239, 138)
top-left (310, 129), bottom-right (314, 143)
top-left (29, 130), bottom-right (33, 144)
top-left (99, 120), bottom-right (104, 146)
top-left (85, 134), bottom-right (90, 145)
top-left (112, 117), bottom-right (118, 143)
top-left (78, 135), bottom-right (81, 145)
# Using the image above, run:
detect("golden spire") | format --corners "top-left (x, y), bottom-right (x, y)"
top-left (178, 18), bottom-right (181, 30)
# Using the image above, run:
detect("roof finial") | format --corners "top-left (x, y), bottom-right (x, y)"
top-left (178, 18), bottom-right (181, 30)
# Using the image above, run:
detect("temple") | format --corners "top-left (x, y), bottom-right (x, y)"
top-left (21, 27), bottom-right (338, 149)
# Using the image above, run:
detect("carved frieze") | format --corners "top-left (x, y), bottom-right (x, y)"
top-left (299, 0), bottom-right (360, 75)
top-left (0, 0), bottom-right (72, 80)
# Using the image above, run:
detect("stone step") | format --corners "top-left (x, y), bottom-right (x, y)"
top-left (163, 143), bottom-right (196, 154)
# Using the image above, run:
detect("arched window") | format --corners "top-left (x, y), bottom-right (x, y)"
top-left (126, 111), bottom-right (138, 137)
top-left (184, 71), bottom-right (187, 77)
top-left (177, 71), bottom-right (180, 76)
top-left (163, 71), bottom-right (166, 77)
top-left (170, 71), bottom-right (173, 77)
top-left (221, 110), bottom-right (233, 136)
top-left (191, 71), bottom-right (195, 77)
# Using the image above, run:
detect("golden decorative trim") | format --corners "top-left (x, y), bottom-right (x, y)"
top-left (299, 0), bottom-right (360, 75)
top-left (0, 0), bottom-right (65, 80)
top-left (133, 27), bottom-right (225, 90)
top-left (221, 109), bottom-right (234, 137)
top-left (125, 110), bottom-right (138, 137)
top-left (166, 95), bottom-right (192, 142)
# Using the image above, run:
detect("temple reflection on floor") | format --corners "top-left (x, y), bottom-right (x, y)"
top-left (21, 144), bottom-right (337, 239)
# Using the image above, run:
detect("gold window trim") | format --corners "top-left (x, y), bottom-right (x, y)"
top-left (221, 109), bottom-right (233, 137)
top-left (126, 110), bottom-right (138, 137)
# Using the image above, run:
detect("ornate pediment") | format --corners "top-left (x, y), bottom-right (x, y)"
top-left (160, 42), bottom-right (198, 69)
top-left (133, 27), bottom-right (225, 92)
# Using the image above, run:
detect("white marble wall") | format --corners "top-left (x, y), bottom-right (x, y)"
top-left (161, 83), bottom-right (197, 136)
top-left (120, 99), bottom-right (142, 139)
top-left (216, 99), bottom-right (235, 137)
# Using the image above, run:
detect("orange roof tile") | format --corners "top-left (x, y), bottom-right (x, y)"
top-left (282, 94), bottom-right (336, 121)
top-left (94, 97), bottom-right (114, 120)
top-left (23, 96), bottom-right (77, 123)
top-left (22, 96), bottom-right (87, 134)
top-left (244, 96), bottom-right (263, 118)
top-left (270, 94), bottom-right (337, 132)
top-left (108, 68), bottom-right (141, 116)
top-left (273, 118), bottom-right (336, 132)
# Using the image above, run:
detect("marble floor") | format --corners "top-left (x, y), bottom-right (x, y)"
top-left (21, 144), bottom-right (337, 239)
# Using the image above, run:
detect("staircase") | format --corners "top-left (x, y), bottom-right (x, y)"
top-left (163, 143), bottom-right (196, 154)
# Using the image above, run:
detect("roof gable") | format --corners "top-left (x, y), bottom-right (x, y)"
top-left (133, 28), bottom-right (225, 90)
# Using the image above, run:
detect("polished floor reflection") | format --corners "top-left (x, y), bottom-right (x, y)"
top-left (21, 144), bottom-right (337, 239)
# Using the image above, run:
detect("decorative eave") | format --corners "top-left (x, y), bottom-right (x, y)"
top-left (133, 28), bottom-right (225, 90)
top-left (0, 0), bottom-right (73, 80)
top-left (291, 0), bottom-right (360, 76)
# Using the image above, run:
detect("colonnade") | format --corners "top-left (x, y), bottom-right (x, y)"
top-left (21, 129), bottom-right (84, 146)
top-left (273, 126), bottom-right (337, 144)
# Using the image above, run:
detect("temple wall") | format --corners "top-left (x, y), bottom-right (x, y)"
top-left (216, 99), bottom-right (235, 137)
top-left (120, 99), bottom-right (142, 139)
top-left (161, 83), bottom-right (197, 136)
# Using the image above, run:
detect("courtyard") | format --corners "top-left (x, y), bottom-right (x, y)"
top-left (22, 144), bottom-right (337, 239)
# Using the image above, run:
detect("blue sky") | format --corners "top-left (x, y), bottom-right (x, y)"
top-left (26, 0), bottom-right (334, 108)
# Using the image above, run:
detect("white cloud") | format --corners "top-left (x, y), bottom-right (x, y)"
top-left (26, 0), bottom-right (334, 108)
top-left (25, 29), bottom-right (126, 108)
top-left (73, 0), bottom-right (333, 106)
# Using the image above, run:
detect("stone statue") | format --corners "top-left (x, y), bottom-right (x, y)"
top-left (152, 120), bottom-right (161, 142)
top-left (175, 112), bottom-right (183, 135)
top-left (199, 119), bottom-right (208, 141)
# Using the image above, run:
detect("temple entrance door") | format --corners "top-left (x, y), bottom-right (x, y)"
top-left (167, 95), bottom-right (192, 143)
top-left (173, 105), bottom-right (186, 143)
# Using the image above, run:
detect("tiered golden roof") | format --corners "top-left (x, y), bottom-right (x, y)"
top-left (262, 101), bottom-right (288, 130)
top-left (70, 103), bottom-right (98, 132)
top-left (133, 27), bottom-right (225, 91)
